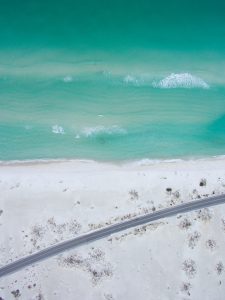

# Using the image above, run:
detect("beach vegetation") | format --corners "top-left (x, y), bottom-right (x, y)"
top-left (197, 208), bottom-right (212, 222)
top-left (182, 259), bottom-right (197, 278)
top-left (199, 178), bottom-right (207, 187)
top-left (181, 282), bottom-right (191, 296)
top-left (188, 231), bottom-right (201, 249)
top-left (173, 190), bottom-right (180, 199)
top-left (205, 239), bottom-right (216, 251)
top-left (11, 289), bottom-right (21, 298)
top-left (59, 248), bottom-right (113, 285)
top-left (166, 187), bottom-right (172, 194)
top-left (216, 262), bottom-right (224, 275)
top-left (179, 218), bottom-right (192, 230)
top-left (129, 189), bottom-right (139, 200)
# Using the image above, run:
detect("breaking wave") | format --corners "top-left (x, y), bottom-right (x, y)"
top-left (82, 125), bottom-right (127, 137)
top-left (50, 125), bottom-right (126, 138)
top-left (123, 75), bottom-right (141, 85)
top-left (153, 73), bottom-right (209, 89)
top-left (52, 125), bottom-right (65, 134)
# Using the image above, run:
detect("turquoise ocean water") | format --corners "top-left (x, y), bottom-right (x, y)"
top-left (0, 0), bottom-right (225, 161)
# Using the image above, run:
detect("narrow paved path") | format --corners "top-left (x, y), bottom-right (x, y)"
top-left (1, 194), bottom-right (225, 278)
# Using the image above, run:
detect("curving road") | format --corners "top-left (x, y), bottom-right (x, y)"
top-left (0, 194), bottom-right (225, 278)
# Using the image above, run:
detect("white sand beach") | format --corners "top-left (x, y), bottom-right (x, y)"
top-left (0, 157), bottom-right (225, 299)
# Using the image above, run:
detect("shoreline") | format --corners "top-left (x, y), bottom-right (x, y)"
top-left (1, 154), bottom-right (225, 167)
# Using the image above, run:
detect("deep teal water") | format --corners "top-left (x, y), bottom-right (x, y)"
top-left (0, 0), bottom-right (225, 161)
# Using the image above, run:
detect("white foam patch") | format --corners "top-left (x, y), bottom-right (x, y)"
top-left (63, 76), bottom-right (73, 83)
top-left (127, 158), bottom-right (184, 167)
top-left (52, 125), bottom-right (65, 134)
top-left (82, 125), bottom-right (127, 137)
top-left (153, 73), bottom-right (209, 89)
top-left (123, 75), bottom-right (140, 85)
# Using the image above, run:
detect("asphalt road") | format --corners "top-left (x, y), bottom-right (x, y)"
top-left (0, 194), bottom-right (225, 278)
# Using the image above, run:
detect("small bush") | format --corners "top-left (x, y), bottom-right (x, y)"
top-left (181, 282), bottom-right (191, 296)
top-left (206, 239), bottom-right (216, 251)
top-left (182, 259), bottom-right (197, 278)
top-left (11, 290), bottom-right (21, 298)
top-left (216, 262), bottom-right (224, 275)
top-left (129, 189), bottom-right (139, 200)
top-left (173, 191), bottom-right (180, 199)
top-left (179, 218), bottom-right (192, 230)
top-left (188, 231), bottom-right (201, 249)
top-left (166, 187), bottom-right (172, 193)
top-left (197, 208), bottom-right (212, 222)
top-left (199, 178), bottom-right (207, 187)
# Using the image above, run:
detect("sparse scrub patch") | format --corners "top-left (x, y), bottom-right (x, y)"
top-left (167, 189), bottom-right (181, 206)
top-left (179, 218), bottom-right (192, 230)
top-left (129, 189), bottom-right (139, 200)
top-left (54, 223), bottom-right (66, 235)
top-left (89, 248), bottom-right (105, 261)
top-left (199, 178), bottom-right (207, 187)
top-left (59, 248), bottom-right (113, 284)
top-left (47, 217), bottom-right (82, 236)
top-left (216, 262), bottom-right (224, 275)
top-left (181, 282), bottom-right (192, 296)
top-left (173, 190), bottom-right (180, 199)
top-left (134, 223), bottom-right (162, 235)
top-left (47, 217), bottom-right (56, 227)
top-left (188, 231), bottom-right (201, 249)
top-left (31, 225), bottom-right (45, 238)
top-left (197, 208), bottom-right (212, 222)
top-left (68, 220), bottom-right (82, 234)
top-left (191, 189), bottom-right (200, 199)
top-left (62, 254), bottom-right (84, 267)
top-left (114, 222), bottom-right (164, 242)
top-left (168, 199), bottom-right (176, 206)
top-left (88, 264), bottom-right (113, 284)
top-left (166, 187), bottom-right (172, 194)
top-left (11, 290), bottom-right (21, 298)
top-left (104, 294), bottom-right (114, 300)
top-left (35, 293), bottom-right (44, 300)
top-left (205, 239), bottom-right (216, 251)
top-left (182, 259), bottom-right (197, 278)
top-left (28, 218), bottom-right (82, 250)
top-left (30, 225), bottom-right (45, 248)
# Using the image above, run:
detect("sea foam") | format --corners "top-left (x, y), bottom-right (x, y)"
top-left (63, 76), bottom-right (73, 83)
top-left (52, 125), bottom-right (65, 134)
top-left (123, 75), bottom-right (142, 85)
top-left (153, 73), bottom-right (209, 89)
top-left (82, 125), bottom-right (127, 137)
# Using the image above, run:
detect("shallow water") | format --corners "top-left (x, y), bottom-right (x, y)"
top-left (0, 0), bottom-right (225, 161)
